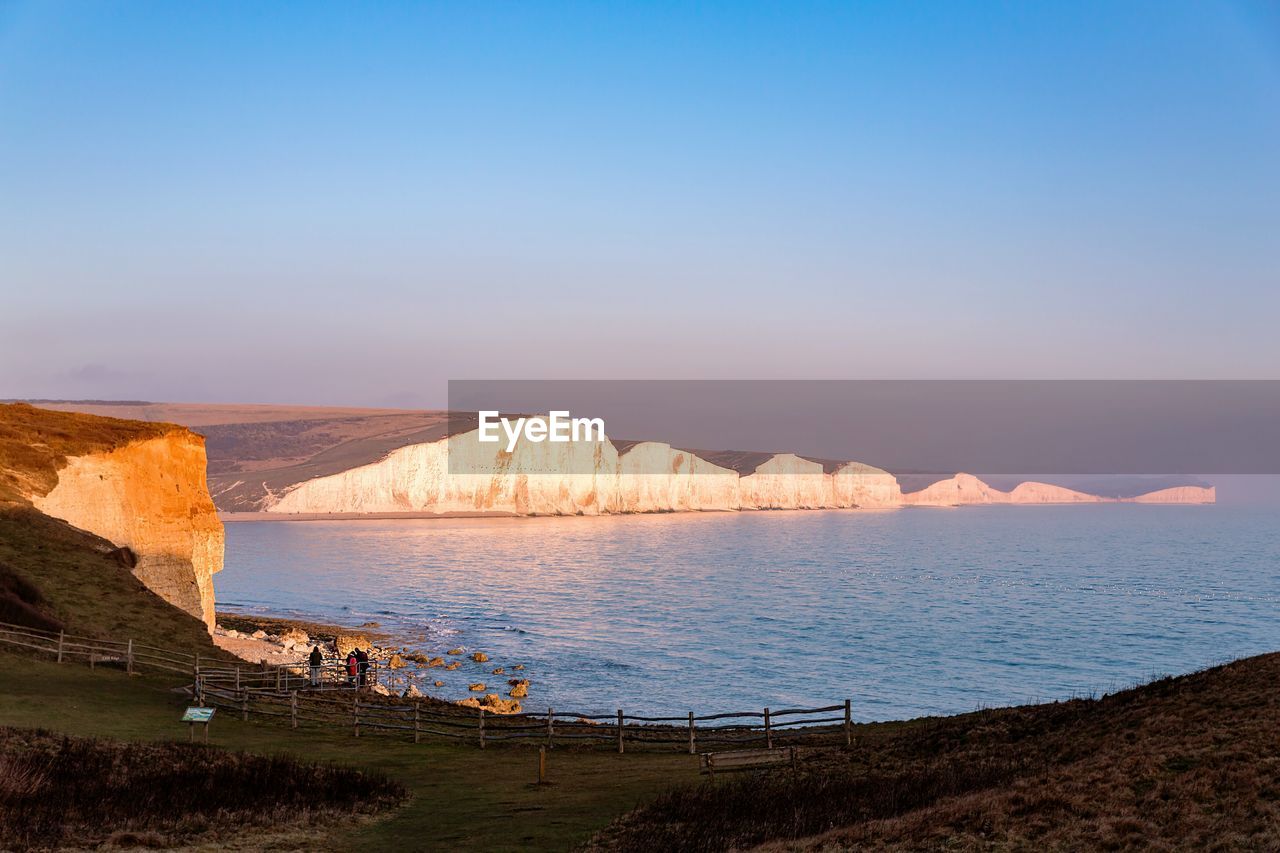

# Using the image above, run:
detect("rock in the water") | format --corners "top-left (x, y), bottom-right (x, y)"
top-left (468, 683), bottom-right (486, 691)
top-left (434, 680), bottom-right (445, 687)
top-left (481, 694), bottom-right (521, 714)
top-left (402, 684), bottom-right (423, 698)
top-left (470, 651), bottom-right (489, 663)
top-left (445, 661), bottom-right (461, 671)
top-left (509, 681), bottom-right (528, 699)
top-left (406, 652), bottom-right (430, 664)
top-left (388, 654), bottom-right (407, 669)
top-left (370, 684), bottom-right (391, 696)
top-left (491, 666), bottom-right (504, 675)
top-left (447, 647), bottom-right (464, 656)
top-left (513, 664), bottom-right (525, 670)
top-left (455, 694), bottom-right (522, 714)
top-left (427, 657), bottom-right (445, 668)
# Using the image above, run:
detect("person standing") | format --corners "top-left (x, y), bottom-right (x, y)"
top-left (345, 649), bottom-right (358, 687)
top-left (356, 648), bottom-right (370, 687)
top-left (309, 645), bottom-right (323, 687)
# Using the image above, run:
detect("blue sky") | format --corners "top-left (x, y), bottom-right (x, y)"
top-left (1, 1), bottom-right (1278, 406)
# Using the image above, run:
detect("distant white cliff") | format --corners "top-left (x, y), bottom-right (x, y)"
top-left (901, 472), bottom-right (1214, 506)
top-left (258, 427), bottom-right (1211, 517)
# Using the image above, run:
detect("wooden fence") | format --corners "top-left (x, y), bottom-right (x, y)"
top-left (1, 619), bottom-right (855, 754)
top-left (0, 619), bottom-right (199, 677)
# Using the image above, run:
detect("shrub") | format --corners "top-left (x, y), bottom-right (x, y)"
top-left (0, 727), bottom-right (405, 850)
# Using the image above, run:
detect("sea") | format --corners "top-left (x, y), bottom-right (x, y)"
top-left (217, 505), bottom-right (1280, 720)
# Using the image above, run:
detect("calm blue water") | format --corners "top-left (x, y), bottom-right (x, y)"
top-left (218, 506), bottom-right (1280, 720)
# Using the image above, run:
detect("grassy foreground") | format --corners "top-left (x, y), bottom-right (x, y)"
top-left (594, 652), bottom-right (1280, 852)
top-left (0, 653), bottom-right (697, 851)
top-left (8, 649), bottom-right (1280, 851)
top-left (0, 725), bottom-right (404, 850)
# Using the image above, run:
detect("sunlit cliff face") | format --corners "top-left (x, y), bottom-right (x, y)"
top-left (31, 433), bottom-right (224, 630)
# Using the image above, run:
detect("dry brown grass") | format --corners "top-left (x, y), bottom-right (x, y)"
top-left (593, 654), bottom-right (1280, 852)
top-left (0, 403), bottom-right (178, 503)
top-left (0, 726), bottom-right (405, 851)
top-left (0, 560), bottom-right (62, 634)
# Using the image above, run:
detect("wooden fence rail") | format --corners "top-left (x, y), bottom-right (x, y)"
top-left (1, 618), bottom-right (856, 755)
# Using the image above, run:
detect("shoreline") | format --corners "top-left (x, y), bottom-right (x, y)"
top-left (213, 609), bottom-right (531, 713)
top-left (219, 509), bottom-right (522, 523)
top-left (218, 500), bottom-right (1212, 524)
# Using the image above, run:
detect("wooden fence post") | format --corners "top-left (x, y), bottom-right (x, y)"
top-left (479, 707), bottom-right (486, 749)
top-left (538, 746), bottom-right (547, 784)
top-left (617, 709), bottom-right (624, 755)
top-left (241, 691), bottom-right (248, 722)
top-left (290, 691), bottom-right (298, 729)
top-left (276, 666), bottom-right (282, 692)
top-left (688, 711), bottom-right (696, 755)
top-left (546, 707), bottom-right (554, 750)
top-left (56, 630), bottom-right (64, 664)
top-left (353, 695), bottom-right (361, 738)
top-left (413, 702), bottom-right (420, 744)
top-left (235, 667), bottom-right (241, 690)
top-left (126, 639), bottom-right (134, 675)
top-left (844, 698), bottom-right (852, 747)
top-left (765, 707), bottom-right (772, 749)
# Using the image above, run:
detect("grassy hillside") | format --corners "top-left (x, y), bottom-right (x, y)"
top-left (0, 402), bottom-right (176, 503)
top-left (593, 653), bottom-right (1280, 851)
top-left (0, 507), bottom-right (227, 659)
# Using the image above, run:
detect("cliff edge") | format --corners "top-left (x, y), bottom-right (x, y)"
top-left (0, 403), bottom-right (223, 630)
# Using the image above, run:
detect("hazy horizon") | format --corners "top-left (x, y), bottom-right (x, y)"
top-left (3, 2), bottom-right (1279, 405)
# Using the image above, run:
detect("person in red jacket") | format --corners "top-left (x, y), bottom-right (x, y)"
top-left (345, 649), bottom-right (358, 687)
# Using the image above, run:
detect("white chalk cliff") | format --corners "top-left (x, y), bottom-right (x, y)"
top-left (31, 432), bottom-right (224, 629)
top-left (260, 426), bottom-right (1212, 517)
